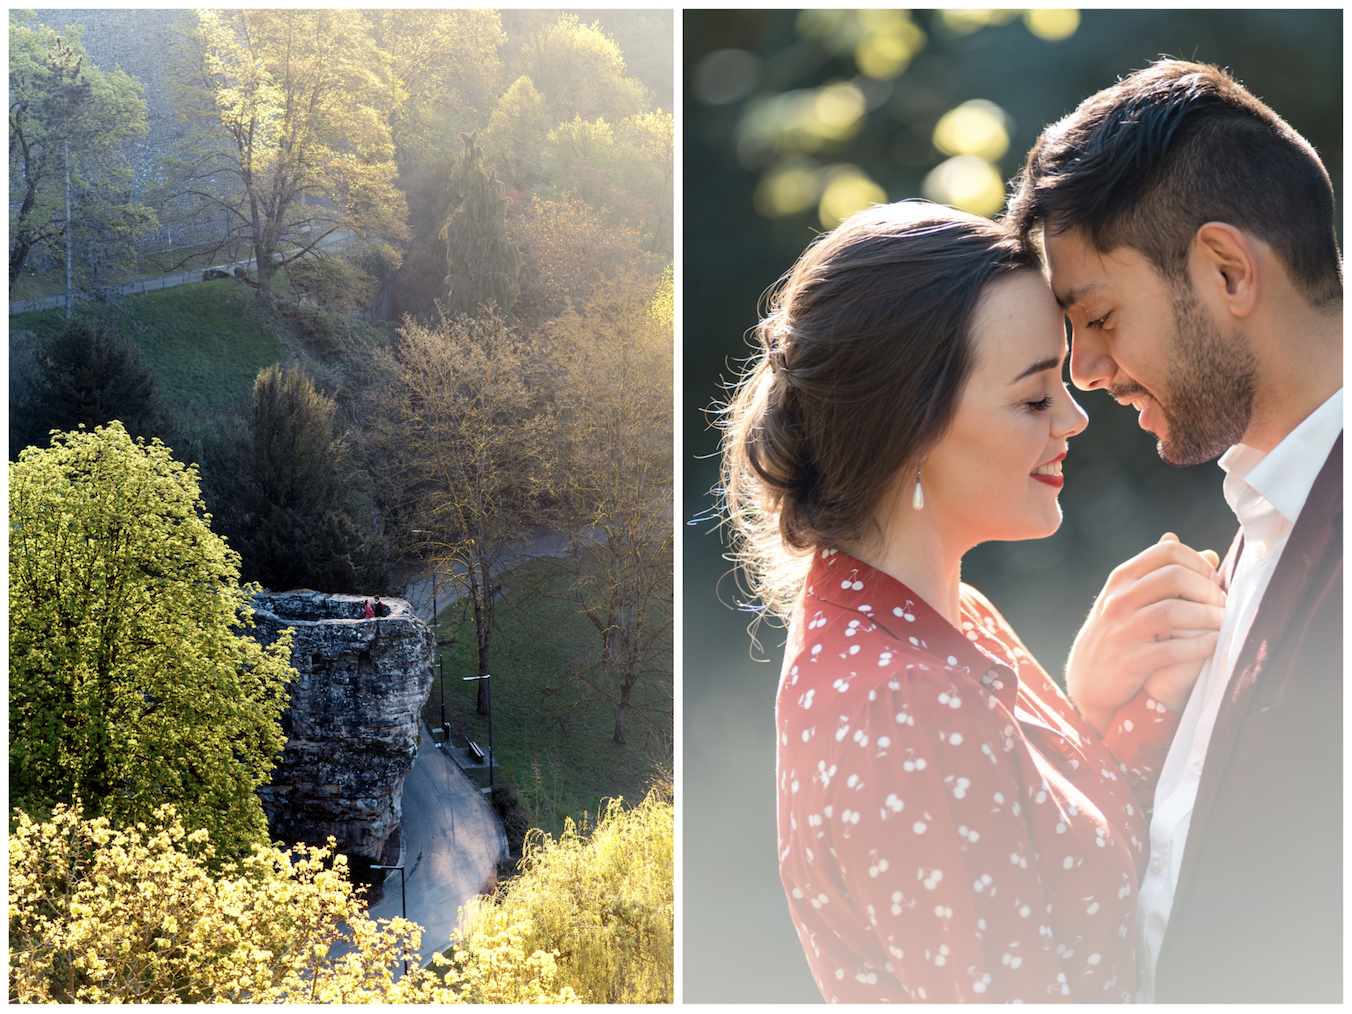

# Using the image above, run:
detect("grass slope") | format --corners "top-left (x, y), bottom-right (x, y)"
top-left (12, 281), bottom-right (284, 413)
top-left (424, 556), bottom-right (672, 841)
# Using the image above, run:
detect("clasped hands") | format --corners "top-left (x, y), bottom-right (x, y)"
top-left (1067, 533), bottom-right (1226, 737)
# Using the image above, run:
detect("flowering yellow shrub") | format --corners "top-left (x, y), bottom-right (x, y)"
top-left (8, 804), bottom-right (578, 1004)
top-left (451, 786), bottom-right (675, 1003)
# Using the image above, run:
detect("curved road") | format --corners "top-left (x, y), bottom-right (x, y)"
top-left (362, 721), bottom-right (507, 959)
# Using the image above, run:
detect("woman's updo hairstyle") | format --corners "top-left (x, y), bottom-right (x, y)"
top-left (720, 201), bottom-right (1040, 618)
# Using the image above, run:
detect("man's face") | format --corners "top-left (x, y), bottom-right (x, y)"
top-left (1043, 227), bottom-right (1257, 466)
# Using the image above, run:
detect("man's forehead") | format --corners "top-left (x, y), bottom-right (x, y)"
top-left (1043, 229), bottom-right (1142, 305)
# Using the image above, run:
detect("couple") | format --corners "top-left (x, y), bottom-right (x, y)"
top-left (722, 61), bottom-right (1341, 1003)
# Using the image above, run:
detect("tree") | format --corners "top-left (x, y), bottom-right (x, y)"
top-left (164, 9), bottom-right (409, 303)
top-left (9, 317), bottom-right (169, 460)
top-left (617, 111), bottom-right (675, 256)
top-left (9, 11), bottom-right (156, 292)
top-left (481, 75), bottom-right (551, 192)
top-left (200, 364), bottom-right (391, 595)
top-left (451, 787), bottom-right (674, 1003)
top-left (285, 256), bottom-right (377, 313)
top-left (379, 311), bottom-right (554, 714)
top-left (9, 804), bottom-right (579, 1003)
top-left (554, 269), bottom-right (673, 745)
top-left (366, 10), bottom-right (506, 173)
top-left (8, 423), bottom-right (295, 858)
top-left (511, 195), bottom-right (649, 326)
top-left (514, 15), bottom-right (650, 128)
top-left (444, 132), bottom-right (522, 322)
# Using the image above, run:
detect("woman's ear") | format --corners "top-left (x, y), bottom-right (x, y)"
top-left (1192, 222), bottom-right (1259, 318)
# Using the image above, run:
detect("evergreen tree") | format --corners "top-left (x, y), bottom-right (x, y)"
top-left (207, 364), bottom-right (391, 595)
top-left (443, 131), bottom-right (522, 322)
top-left (10, 317), bottom-right (168, 459)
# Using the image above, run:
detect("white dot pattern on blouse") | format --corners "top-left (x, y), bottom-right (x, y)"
top-left (776, 548), bottom-right (1178, 1003)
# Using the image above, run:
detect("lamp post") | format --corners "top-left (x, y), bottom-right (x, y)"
top-left (462, 673), bottom-right (493, 794)
top-left (438, 657), bottom-right (446, 739)
top-left (368, 863), bottom-right (407, 973)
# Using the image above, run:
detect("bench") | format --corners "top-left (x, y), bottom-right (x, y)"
top-left (466, 740), bottom-right (486, 763)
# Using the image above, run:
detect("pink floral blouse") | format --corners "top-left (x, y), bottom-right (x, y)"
top-left (776, 548), bottom-right (1179, 1003)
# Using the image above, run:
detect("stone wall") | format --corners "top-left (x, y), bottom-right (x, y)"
top-left (249, 592), bottom-right (434, 860)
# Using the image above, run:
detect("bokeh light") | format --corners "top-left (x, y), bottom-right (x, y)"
top-left (754, 159), bottom-right (821, 218)
top-left (921, 154), bottom-right (1007, 217)
top-left (737, 80), bottom-right (867, 164)
top-left (937, 9), bottom-right (1021, 36)
top-left (693, 48), bottom-right (761, 106)
top-left (1024, 9), bottom-right (1081, 41)
top-left (853, 10), bottom-right (928, 80)
top-left (932, 98), bottom-right (1012, 162)
top-left (818, 167), bottom-right (888, 228)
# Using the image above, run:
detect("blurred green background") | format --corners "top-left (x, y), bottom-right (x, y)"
top-left (682, 9), bottom-right (1342, 1003)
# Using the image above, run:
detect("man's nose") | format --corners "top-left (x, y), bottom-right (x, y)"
top-left (1068, 324), bottom-right (1113, 392)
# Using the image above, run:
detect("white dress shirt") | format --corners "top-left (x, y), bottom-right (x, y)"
top-left (1135, 388), bottom-right (1343, 1003)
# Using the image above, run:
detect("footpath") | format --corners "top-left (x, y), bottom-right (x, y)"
top-left (360, 528), bottom-right (575, 967)
top-left (8, 229), bottom-right (353, 316)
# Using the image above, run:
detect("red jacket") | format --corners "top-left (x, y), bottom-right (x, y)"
top-left (1155, 434), bottom-right (1342, 1002)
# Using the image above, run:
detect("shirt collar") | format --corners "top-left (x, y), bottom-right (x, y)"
top-left (805, 548), bottom-right (1014, 681)
top-left (1218, 388), bottom-right (1342, 526)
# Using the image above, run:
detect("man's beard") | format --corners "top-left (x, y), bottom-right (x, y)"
top-left (1111, 285), bottom-right (1258, 467)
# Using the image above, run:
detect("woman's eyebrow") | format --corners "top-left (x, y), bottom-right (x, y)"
top-left (1011, 355), bottom-right (1063, 383)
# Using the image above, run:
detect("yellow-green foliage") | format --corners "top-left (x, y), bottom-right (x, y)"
top-left (9, 422), bottom-right (294, 857)
top-left (8, 804), bottom-right (579, 1004)
top-left (453, 787), bottom-right (675, 1003)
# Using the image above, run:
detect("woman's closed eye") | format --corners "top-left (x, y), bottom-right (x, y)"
top-left (1027, 395), bottom-right (1054, 411)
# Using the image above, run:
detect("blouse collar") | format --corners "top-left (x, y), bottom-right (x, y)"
top-left (804, 547), bottom-right (1018, 685)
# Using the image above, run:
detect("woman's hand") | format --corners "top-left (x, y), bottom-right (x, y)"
top-left (1066, 533), bottom-right (1225, 737)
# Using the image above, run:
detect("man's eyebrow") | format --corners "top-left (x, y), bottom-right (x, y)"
top-left (1012, 356), bottom-right (1064, 383)
top-left (1054, 282), bottom-right (1099, 310)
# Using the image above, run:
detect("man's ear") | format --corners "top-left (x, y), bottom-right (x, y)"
top-left (1192, 222), bottom-right (1259, 317)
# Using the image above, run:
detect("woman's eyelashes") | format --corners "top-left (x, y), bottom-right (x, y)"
top-left (1026, 393), bottom-right (1054, 412)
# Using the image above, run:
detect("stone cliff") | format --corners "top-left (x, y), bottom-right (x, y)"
top-left (249, 592), bottom-right (434, 860)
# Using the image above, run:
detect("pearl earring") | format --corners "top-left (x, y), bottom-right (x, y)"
top-left (912, 470), bottom-right (924, 510)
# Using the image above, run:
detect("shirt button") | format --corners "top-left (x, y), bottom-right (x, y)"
top-left (1150, 857), bottom-right (1163, 874)
top-left (1252, 542), bottom-right (1268, 561)
top-left (1193, 760), bottom-right (1204, 776)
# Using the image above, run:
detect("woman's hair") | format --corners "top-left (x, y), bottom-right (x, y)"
top-left (719, 201), bottom-right (1040, 619)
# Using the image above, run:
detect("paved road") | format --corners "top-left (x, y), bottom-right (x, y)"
top-left (402, 527), bottom-right (574, 625)
top-left (9, 229), bottom-right (353, 315)
top-left (362, 720), bottom-right (506, 959)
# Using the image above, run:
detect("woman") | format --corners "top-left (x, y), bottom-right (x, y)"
top-left (720, 203), bottom-right (1220, 1002)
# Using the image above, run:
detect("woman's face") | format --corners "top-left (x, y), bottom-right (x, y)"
top-left (920, 270), bottom-right (1088, 546)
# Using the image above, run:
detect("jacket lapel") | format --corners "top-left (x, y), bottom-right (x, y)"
top-left (1174, 432), bottom-right (1342, 887)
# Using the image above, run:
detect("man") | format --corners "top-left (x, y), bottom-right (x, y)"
top-left (1006, 60), bottom-right (1342, 1003)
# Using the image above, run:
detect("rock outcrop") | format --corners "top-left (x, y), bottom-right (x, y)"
top-left (249, 592), bottom-right (434, 860)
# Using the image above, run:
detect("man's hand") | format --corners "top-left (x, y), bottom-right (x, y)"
top-left (1066, 533), bottom-right (1225, 737)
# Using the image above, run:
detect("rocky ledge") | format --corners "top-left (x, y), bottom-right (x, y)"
top-left (249, 591), bottom-right (434, 860)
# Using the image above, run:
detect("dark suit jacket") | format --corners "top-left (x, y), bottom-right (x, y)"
top-left (1154, 433), bottom-right (1342, 1003)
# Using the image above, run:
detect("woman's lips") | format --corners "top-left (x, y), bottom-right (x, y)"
top-left (1031, 453), bottom-right (1065, 489)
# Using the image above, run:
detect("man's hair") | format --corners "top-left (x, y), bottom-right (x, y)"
top-left (1006, 59), bottom-right (1341, 306)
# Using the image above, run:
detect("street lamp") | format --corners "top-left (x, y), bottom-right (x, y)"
top-left (369, 863), bottom-right (407, 973)
top-left (438, 657), bottom-right (446, 740)
top-left (462, 673), bottom-right (494, 794)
